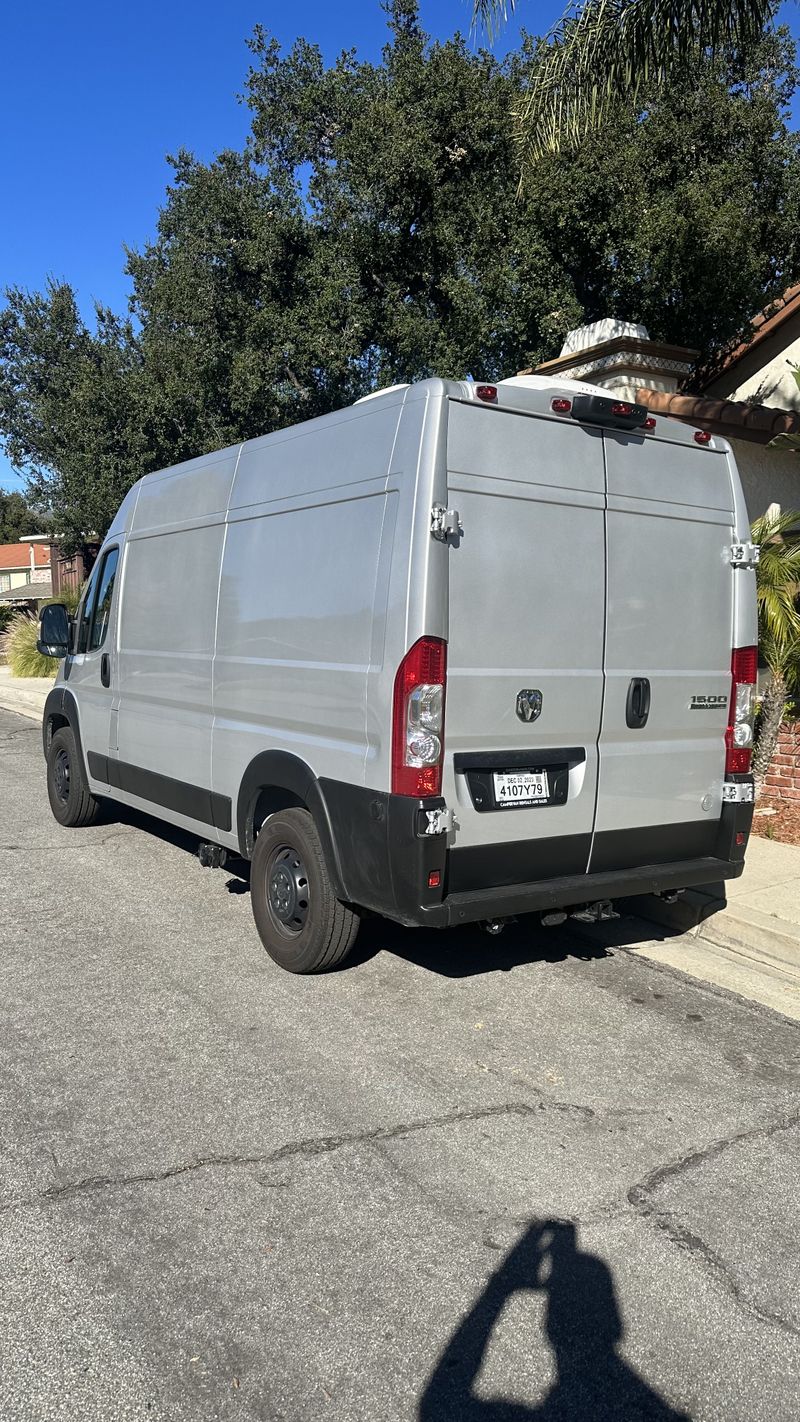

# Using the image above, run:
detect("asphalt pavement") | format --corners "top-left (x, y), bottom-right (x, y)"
top-left (1, 705), bottom-right (798, 1421)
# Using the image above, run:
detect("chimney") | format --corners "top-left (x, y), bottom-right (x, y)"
top-left (522, 319), bottom-right (699, 401)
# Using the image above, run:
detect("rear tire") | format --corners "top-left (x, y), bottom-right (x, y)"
top-left (46, 725), bottom-right (102, 828)
top-left (250, 807), bottom-right (359, 973)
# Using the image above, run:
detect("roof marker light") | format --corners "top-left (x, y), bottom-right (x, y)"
top-left (643, 416), bottom-right (657, 431)
top-left (551, 397), bottom-right (572, 414)
top-left (694, 430), bottom-right (712, 446)
top-left (476, 384), bottom-right (498, 403)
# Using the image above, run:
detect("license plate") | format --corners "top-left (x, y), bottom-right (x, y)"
top-left (493, 770), bottom-right (549, 806)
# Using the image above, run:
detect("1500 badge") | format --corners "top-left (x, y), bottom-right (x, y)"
top-left (690, 694), bottom-right (728, 709)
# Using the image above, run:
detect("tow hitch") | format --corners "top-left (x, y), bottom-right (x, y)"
top-left (570, 900), bottom-right (620, 924)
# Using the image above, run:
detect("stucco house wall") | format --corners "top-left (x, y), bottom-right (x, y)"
top-left (703, 315), bottom-right (800, 412)
top-left (729, 438), bottom-right (800, 521)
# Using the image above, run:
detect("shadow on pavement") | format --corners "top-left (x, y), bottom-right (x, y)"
top-left (350, 914), bottom-right (614, 976)
top-left (101, 802), bottom-right (711, 973)
top-left (419, 1221), bottom-right (691, 1421)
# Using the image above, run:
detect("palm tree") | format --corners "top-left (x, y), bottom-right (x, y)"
top-left (750, 508), bottom-right (800, 791)
top-left (473, 0), bottom-right (772, 165)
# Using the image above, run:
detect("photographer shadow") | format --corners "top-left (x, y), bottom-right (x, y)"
top-left (420, 1221), bottom-right (691, 1421)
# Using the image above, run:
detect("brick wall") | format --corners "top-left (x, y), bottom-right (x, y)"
top-left (764, 722), bottom-right (800, 803)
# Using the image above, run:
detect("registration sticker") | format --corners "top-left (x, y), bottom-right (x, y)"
top-left (493, 771), bottom-right (549, 806)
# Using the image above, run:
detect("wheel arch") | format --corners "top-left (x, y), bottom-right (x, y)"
top-left (236, 750), bottom-right (348, 900)
top-left (43, 687), bottom-right (89, 777)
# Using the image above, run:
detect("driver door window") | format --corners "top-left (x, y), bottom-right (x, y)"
top-left (88, 549), bottom-right (119, 652)
top-left (75, 547), bottom-right (119, 654)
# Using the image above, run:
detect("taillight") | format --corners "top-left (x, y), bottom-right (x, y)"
top-left (391, 637), bottom-right (447, 796)
top-left (726, 646), bottom-right (757, 775)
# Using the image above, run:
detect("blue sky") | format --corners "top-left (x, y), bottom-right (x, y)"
top-left (1, 0), bottom-right (798, 494)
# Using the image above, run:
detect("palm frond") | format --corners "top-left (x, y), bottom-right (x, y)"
top-left (511, 0), bottom-right (772, 166)
top-left (752, 508), bottom-right (800, 676)
top-left (471, 0), bottom-right (517, 41)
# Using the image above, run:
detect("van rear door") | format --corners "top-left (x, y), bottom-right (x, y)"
top-left (443, 400), bottom-right (606, 885)
top-left (588, 428), bottom-right (736, 871)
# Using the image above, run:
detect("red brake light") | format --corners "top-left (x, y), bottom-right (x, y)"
top-left (476, 384), bottom-right (497, 403)
top-left (726, 645), bottom-right (757, 775)
top-left (694, 430), bottom-right (712, 446)
top-left (611, 401), bottom-right (634, 416)
top-left (551, 397), bottom-right (572, 414)
top-left (391, 637), bottom-right (447, 796)
top-left (731, 646), bottom-right (758, 684)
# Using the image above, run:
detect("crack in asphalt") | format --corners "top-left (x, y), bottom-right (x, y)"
top-left (2, 1088), bottom-right (798, 1343)
top-left (0, 830), bottom-right (137, 852)
top-left (628, 1109), bottom-right (800, 1340)
top-left (0, 1098), bottom-right (582, 1216)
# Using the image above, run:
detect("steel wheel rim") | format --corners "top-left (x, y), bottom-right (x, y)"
top-left (53, 747), bottom-right (71, 804)
top-left (267, 846), bottom-right (310, 935)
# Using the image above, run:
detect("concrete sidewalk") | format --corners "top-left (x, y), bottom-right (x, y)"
top-left (631, 836), bottom-right (800, 1021)
top-left (0, 665), bottom-right (54, 721)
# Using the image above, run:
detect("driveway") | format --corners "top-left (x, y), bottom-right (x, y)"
top-left (1, 706), bottom-right (798, 1421)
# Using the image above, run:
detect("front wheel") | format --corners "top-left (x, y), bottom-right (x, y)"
top-left (250, 807), bottom-right (360, 973)
top-left (46, 725), bottom-right (102, 828)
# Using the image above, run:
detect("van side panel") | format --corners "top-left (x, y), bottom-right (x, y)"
top-left (211, 400), bottom-right (405, 821)
top-left (116, 522), bottom-right (225, 790)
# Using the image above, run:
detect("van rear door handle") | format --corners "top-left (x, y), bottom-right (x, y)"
top-left (626, 677), bottom-right (651, 729)
top-left (101, 652), bottom-right (110, 688)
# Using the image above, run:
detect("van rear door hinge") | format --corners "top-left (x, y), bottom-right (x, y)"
top-left (430, 504), bottom-right (463, 541)
top-left (422, 807), bottom-right (455, 836)
top-left (728, 542), bottom-right (760, 569)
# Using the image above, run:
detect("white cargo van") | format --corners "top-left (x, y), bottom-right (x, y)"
top-left (38, 376), bottom-right (758, 972)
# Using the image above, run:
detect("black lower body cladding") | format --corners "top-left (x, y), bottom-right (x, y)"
top-left (321, 779), bottom-right (754, 931)
top-left (319, 780), bottom-right (449, 928)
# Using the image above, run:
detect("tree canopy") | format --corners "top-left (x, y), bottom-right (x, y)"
top-left (474, 0), bottom-right (774, 165)
top-left (1, 0), bottom-right (800, 548)
top-left (0, 488), bottom-right (40, 543)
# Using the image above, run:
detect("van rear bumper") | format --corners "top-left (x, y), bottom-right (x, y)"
top-left (320, 779), bottom-right (753, 931)
top-left (420, 855), bottom-right (745, 929)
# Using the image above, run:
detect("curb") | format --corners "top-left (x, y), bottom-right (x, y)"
top-left (0, 684), bottom-right (51, 723)
top-left (695, 903), bottom-right (800, 963)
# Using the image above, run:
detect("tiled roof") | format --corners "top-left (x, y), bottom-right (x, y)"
top-left (0, 541), bottom-right (51, 570)
top-left (637, 388), bottom-right (800, 445)
top-left (693, 282), bottom-right (800, 390)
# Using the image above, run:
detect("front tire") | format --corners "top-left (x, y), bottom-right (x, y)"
top-left (250, 807), bottom-right (359, 973)
top-left (46, 725), bottom-right (102, 828)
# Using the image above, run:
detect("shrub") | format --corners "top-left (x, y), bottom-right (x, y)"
top-left (41, 584), bottom-right (84, 616)
top-left (1, 611), bottom-right (58, 677)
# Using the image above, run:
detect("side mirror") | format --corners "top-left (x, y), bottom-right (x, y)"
top-left (37, 603), bottom-right (71, 659)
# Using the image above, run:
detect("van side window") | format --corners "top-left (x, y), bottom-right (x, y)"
top-left (88, 548), bottom-right (120, 652)
top-left (76, 564), bottom-right (101, 654)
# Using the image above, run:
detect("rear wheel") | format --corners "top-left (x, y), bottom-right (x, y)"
top-left (46, 725), bottom-right (102, 828)
top-left (250, 807), bottom-right (359, 973)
